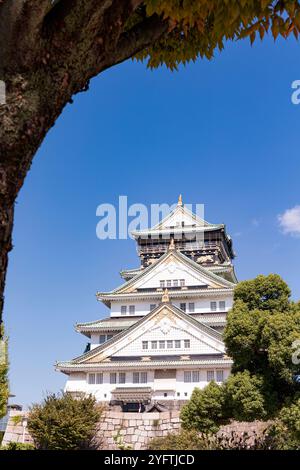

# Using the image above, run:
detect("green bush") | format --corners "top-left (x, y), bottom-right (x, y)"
top-left (28, 392), bottom-right (103, 450)
top-left (148, 430), bottom-right (214, 450)
top-left (1, 442), bottom-right (35, 450)
top-left (180, 382), bottom-right (227, 433)
top-left (148, 429), bottom-right (276, 451)
top-left (268, 399), bottom-right (300, 450)
top-left (225, 371), bottom-right (270, 421)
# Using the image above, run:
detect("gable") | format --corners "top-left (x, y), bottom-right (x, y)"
top-left (155, 206), bottom-right (206, 230)
top-left (76, 304), bottom-right (225, 364)
top-left (148, 205), bottom-right (218, 234)
top-left (116, 251), bottom-right (232, 294)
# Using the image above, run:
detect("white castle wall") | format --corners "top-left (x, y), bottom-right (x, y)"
top-left (64, 368), bottom-right (231, 402)
top-left (110, 297), bottom-right (233, 318)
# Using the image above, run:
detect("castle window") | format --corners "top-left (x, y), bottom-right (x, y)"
top-left (219, 301), bottom-right (226, 311)
top-left (159, 340), bottom-right (165, 349)
top-left (180, 303), bottom-right (186, 312)
top-left (207, 370), bottom-right (215, 381)
top-left (192, 371), bottom-right (200, 382)
top-left (188, 302), bottom-right (195, 313)
top-left (150, 304), bottom-right (156, 311)
top-left (167, 280), bottom-right (172, 287)
top-left (133, 372), bottom-right (139, 384)
top-left (151, 341), bottom-right (157, 350)
top-left (167, 340), bottom-right (173, 349)
top-left (175, 340), bottom-right (181, 348)
top-left (129, 305), bottom-right (135, 315)
top-left (119, 373), bottom-right (126, 384)
top-left (210, 301), bottom-right (217, 312)
top-left (216, 370), bottom-right (224, 382)
top-left (141, 372), bottom-right (147, 384)
top-left (184, 371), bottom-right (192, 383)
top-left (164, 392), bottom-right (168, 397)
top-left (142, 341), bottom-right (148, 350)
top-left (121, 306), bottom-right (127, 315)
top-left (180, 279), bottom-right (185, 287)
top-left (110, 373), bottom-right (117, 384)
top-left (160, 280), bottom-right (165, 288)
top-left (88, 373), bottom-right (95, 385)
top-left (184, 339), bottom-right (190, 348)
top-left (99, 335), bottom-right (106, 344)
top-left (100, 334), bottom-right (113, 344)
top-left (173, 280), bottom-right (178, 287)
top-left (96, 373), bottom-right (103, 384)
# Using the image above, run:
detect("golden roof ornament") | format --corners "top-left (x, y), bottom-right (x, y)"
top-left (162, 288), bottom-right (170, 303)
top-left (177, 194), bottom-right (183, 206)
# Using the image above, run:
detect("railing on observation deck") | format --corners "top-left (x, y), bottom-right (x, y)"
top-left (137, 241), bottom-right (219, 255)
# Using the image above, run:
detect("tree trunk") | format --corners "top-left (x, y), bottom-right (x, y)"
top-left (0, 1), bottom-right (169, 331)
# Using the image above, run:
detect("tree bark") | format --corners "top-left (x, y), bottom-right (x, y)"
top-left (0, 0), bottom-right (169, 330)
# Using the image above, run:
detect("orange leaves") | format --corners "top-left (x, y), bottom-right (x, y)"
top-left (134, 1), bottom-right (300, 69)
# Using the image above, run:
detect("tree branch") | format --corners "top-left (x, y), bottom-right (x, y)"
top-left (106, 13), bottom-right (169, 69)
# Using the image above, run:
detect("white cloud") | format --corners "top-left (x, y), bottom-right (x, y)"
top-left (278, 205), bottom-right (300, 237)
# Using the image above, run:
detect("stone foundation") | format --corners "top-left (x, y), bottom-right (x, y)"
top-left (2, 409), bottom-right (181, 450)
top-left (2, 410), bottom-right (270, 450)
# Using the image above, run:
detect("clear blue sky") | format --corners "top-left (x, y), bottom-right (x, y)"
top-left (4, 35), bottom-right (300, 408)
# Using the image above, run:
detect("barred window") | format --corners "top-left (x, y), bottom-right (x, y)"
top-left (96, 373), bottom-right (103, 384)
top-left (150, 304), bottom-right (156, 311)
top-left (142, 341), bottom-right (148, 350)
top-left (167, 280), bottom-right (172, 287)
top-left (219, 301), bottom-right (226, 311)
top-left (216, 370), bottom-right (224, 382)
top-left (88, 373), bottom-right (95, 384)
top-left (180, 303), bottom-right (186, 312)
top-left (133, 372), bottom-right (139, 384)
top-left (99, 335), bottom-right (106, 344)
top-left (140, 372), bottom-right (147, 384)
top-left (167, 340), bottom-right (173, 349)
top-left (192, 371), bottom-right (200, 382)
top-left (159, 340), bottom-right (165, 349)
top-left (121, 306), bottom-right (127, 315)
top-left (184, 371), bottom-right (192, 383)
top-left (129, 305), bottom-right (135, 315)
top-left (207, 370), bottom-right (214, 381)
top-left (175, 340), bottom-right (181, 348)
top-left (119, 373), bottom-right (126, 384)
top-left (110, 373), bottom-right (117, 384)
top-left (184, 339), bottom-right (190, 348)
top-left (188, 302), bottom-right (195, 313)
top-left (210, 301), bottom-right (217, 312)
top-left (160, 280), bottom-right (165, 288)
top-left (151, 341), bottom-right (157, 350)
top-left (180, 279), bottom-right (185, 286)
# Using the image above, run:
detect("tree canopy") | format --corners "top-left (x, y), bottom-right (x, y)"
top-left (1, 1), bottom-right (300, 327)
top-left (224, 274), bottom-right (300, 392)
top-left (180, 275), bottom-right (300, 434)
top-left (135, 0), bottom-right (300, 69)
top-left (1, 0), bottom-right (300, 428)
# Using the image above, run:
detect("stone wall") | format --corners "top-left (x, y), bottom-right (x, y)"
top-left (2, 411), bottom-right (33, 446)
top-left (99, 411), bottom-right (181, 450)
top-left (2, 410), bottom-right (270, 450)
top-left (2, 409), bottom-right (181, 450)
